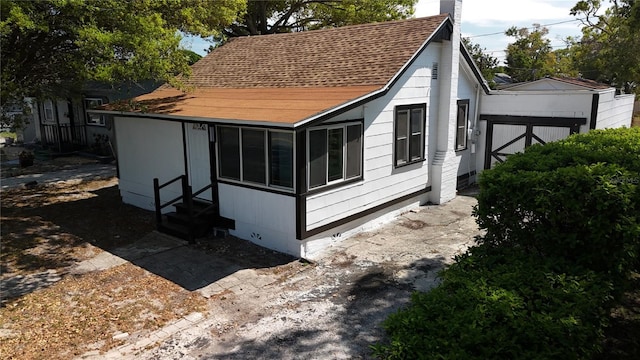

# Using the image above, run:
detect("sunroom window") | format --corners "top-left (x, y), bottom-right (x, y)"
top-left (308, 122), bottom-right (362, 190)
top-left (217, 126), bottom-right (294, 190)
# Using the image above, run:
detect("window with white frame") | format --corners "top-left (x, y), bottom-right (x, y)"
top-left (394, 104), bottom-right (425, 167)
top-left (85, 98), bottom-right (106, 126)
top-left (217, 126), bottom-right (294, 190)
top-left (43, 100), bottom-right (54, 122)
top-left (307, 121), bottom-right (362, 190)
top-left (456, 100), bottom-right (469, 151)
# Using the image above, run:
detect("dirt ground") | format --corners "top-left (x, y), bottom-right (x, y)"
top-left (0, 157), bottom-right (480, 359)
top-left (1, 157), bottom-right (638, 359)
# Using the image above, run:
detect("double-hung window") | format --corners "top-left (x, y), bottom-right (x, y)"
top-left (308, 122), bottom-right (363, 190)
top-left (217, 126), bottom-right (294, 190)
top-left (456, 100), bottom-right (469, 151)
top-left (43, 100), bottom-right (54, 122)
top-left (394, 104), bottom-right (425, 167)
top-left (85, 98), bottom-right (106, 126)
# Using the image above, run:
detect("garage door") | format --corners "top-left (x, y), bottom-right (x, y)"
top-left (482, 115), bottom-right (586, 169)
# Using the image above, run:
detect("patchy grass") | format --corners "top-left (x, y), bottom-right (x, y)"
top-left (0, 264), bottom-right (207, 359)
top-left (1, 175), bottom-right (207, 358)
top-left (0, 154), bottom-right (97, 178)
top-left (1, 179), bottom-right (154, 278)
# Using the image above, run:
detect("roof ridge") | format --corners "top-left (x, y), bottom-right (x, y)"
top-left (171, 14), bottom-right (450, 89)
top-left (225, 14), bottom-right (449, 40)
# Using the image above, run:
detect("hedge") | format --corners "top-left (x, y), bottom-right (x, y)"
top-left (373, 128), bottom-right (640, 359)
top-left (475, 127), bottom-right (640, 282)
top-left (372, 248), bottom-right (613, 360)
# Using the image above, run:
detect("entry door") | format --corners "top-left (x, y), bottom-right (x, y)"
top-left (186, 123), bottom-right (213, 201)
top-left (484, 115), bottom-right (585, 169)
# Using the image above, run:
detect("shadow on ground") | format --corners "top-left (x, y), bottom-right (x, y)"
top-left (1, 183), bottom-right (294, 301)
top-left (196, 257), bottom-right (446, 359)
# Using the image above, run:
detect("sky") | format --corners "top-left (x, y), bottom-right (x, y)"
top-left (415, 0), bottom-right (592, 63)
top-left (182, 0), bottom-right (595, 63)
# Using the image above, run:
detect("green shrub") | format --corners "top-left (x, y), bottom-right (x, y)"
top-left (373, 128), bottom-right (640, 359)
top-left (373, 248), bottom-right (613, 360)
top-left (475, 128), bottom-right (640, 282)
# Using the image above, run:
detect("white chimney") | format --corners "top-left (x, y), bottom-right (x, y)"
top-left (440, 0), bottom-right (462, 24)
top-left (431, 0), bottom-right (463, 205)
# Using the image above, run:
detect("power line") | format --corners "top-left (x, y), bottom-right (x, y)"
top-left (484, 43), bottom-right (574, 55)
top-left (468, 18), bottom-right (586, 38)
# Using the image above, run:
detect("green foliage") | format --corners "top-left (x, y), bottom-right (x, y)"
top-left (462, 37), bottom-right (499, 88)
top-left (373, 248), bottom-right (613, 359)
top-left (374, 128), bottom-right (640, 359)
top-left (180, 49), bottom-right (203, 65)
top-left (475, 128), bottom-right (640, 280)
top-left (0, 0), bottom-right (245, 125)
top-left (221, 0), bottom-right (416, 38)
top-left (504, 24), bottom-right (555, 82)
top-left (570, 0), bottom-right (640, 94)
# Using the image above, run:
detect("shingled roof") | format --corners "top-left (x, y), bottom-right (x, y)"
top-left (122, 14), bottom-right (451, 124)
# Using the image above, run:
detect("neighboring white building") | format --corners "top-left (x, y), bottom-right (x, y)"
top-left (478, 76), bottom-right (635, 169)
top-left (97, 0), bottom-right (634, 259)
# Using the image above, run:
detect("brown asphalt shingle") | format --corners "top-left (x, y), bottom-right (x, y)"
top-left (548, 77), bottom-right (611, 90)
top-left (116, 14), bottom-right (450, 123)
top-left (186, 14), bottom-right (449, 88)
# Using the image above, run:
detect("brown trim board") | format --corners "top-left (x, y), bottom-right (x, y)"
top-left (590, 93), bottom-right (600, 130)
top-left (181, 123), bottom-right (188, 179)
top-left (298, 186), bottom-right (432, 240)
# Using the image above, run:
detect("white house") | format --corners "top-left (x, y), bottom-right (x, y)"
top-left (96, 0), bottom-right (633, 259)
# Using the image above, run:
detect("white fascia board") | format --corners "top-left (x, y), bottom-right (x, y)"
top-left (459, 42), bottom-right (491, 92)
top-left (90, 109), bottom-right (296, 129)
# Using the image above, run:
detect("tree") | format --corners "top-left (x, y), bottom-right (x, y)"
top-left (551, 43), bottom-right (580, 78)
top-left (570, 0), bottom-right (640, 94)
top-left (220, 0), bottom-right (416, 38)
top-left (504, 24), bottom-right (555, 82)
top-left (461, 37), bottom-right (499, 88)
top-left (0, 0), bottom-right (245, 127)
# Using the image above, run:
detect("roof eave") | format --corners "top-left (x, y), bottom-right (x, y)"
top-left (89, 109), bottom-right (297, 128)
top-left (460, 42), bottom-right (491, 94)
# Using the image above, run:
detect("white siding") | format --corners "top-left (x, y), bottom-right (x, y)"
top-left (456, 60), bottom-right (481, 178)
top-left (218, 183), bottom-right (297, 256)
top-left (305, 45), bottom-right (441, 230)
top-left (532, 126), bottom-right (571, 145)
top-left (596, 92), bottom-right (634, 129)
top-left (115, 117), bottom-right (185, 211)
top-left (480, 92), bottom-right (593, 134)
top-left (488, 124), bottom-right (526, 168)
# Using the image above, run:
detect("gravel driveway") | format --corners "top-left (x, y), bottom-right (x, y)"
top-left (92, 190), bottom-right (481, 360)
